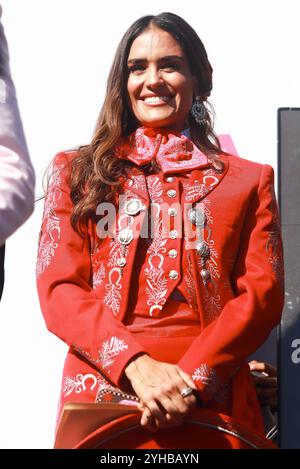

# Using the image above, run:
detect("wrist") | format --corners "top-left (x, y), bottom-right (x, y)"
top-left (124, 353), bottom-right (148, 379)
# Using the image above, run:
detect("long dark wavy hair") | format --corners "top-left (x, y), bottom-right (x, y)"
top-left (67, 12), bottom-right (223, 233)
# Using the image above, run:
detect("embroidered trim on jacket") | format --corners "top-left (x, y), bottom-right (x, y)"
top-left (144, 175), bottom-right (169, 315)
top-left (92, 262), bottom-right (106, 290)
top-left (195, 198), bottom-right (222, 322)
top-left (266, 186), bottom-right (284, 288)
top-left (63, 373), bottom-right (102, 397)
top-left (103, 236), bottom-right (127, 316)
top-left (183, 168), bottom-right (221, 204)
top-left (192, 364), bottom-right (228, 403)
top-left (98, 336), bottom-right (128, 370)
top-left (184, 251), bottom-right (197, 309)
top-left (36, 164), bottom-right (62, 277)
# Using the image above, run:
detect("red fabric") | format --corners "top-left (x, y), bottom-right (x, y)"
top-left (124, 170), bottom-right (200, 326)
top-left (36, 128), bottom-right (284, 448)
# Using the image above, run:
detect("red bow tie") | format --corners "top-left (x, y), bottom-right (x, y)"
top-left (114, 127), bottom-right (209, 174)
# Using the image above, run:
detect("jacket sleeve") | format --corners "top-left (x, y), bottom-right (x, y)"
top-left (178, 164), bottom-right (284, 404)
top-left (36, 152), bottom-right (146, 387)
top-left (0, 13), bottom-right (35, 245)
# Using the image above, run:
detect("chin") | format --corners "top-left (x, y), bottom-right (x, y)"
top-left (140, 117), bottom-right (183, 130)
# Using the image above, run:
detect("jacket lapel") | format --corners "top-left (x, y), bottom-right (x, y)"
top-left (122, 154), bottom-right (229, 204)
top-left (182, 154), bottom-right (229, 204)
top-left (122, 172), bottom-right (150, 204)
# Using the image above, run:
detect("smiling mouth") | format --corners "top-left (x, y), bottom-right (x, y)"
top-left (142, 96), bottom-right (173, 106)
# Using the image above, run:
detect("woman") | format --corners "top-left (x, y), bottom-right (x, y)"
top-left (37, 12), bottom-right (284, 448)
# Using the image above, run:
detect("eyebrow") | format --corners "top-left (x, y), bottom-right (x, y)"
top-left (127, 55), bottom-right (184, 65)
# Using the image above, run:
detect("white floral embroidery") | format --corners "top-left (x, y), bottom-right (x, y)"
top-left (183, 167), bottom-right (222, 204)
top-left (193, 363), bottom-right (218, 386)
top-left (145, 263), bottom-right (168, 307)
top-left (144, 175), bottom-right (169, 314)
top-left (63, 373), bottom-right (101, 397)
top-left (103, 237), bottom-right (126, 316)
top-left (36, 164), bottom-right (62, 277)
top-left (107, 236), bottom-right (129, 269)
top-left (147, 175), bottom-right (163, 203)
top-left (183, 181), bottom-right (208, 203)
top-left (197, 198), bottom-right (221, 321)
top-left (130, 174), bottom-right (147, 194)
top-left (266, 186), bottom-right (284, 288)
top-left (93, 262), bottom-right (106, 289)
top-left (206, 256), bottom-right (220, 280)
top-left (203, 289), bottom-right (222, 321)
top-left (267, 232), bottom-right (284, 286)
top-left (200, 199), bottom-right (219, 279)
top-left (192, 364), bottom-right (227, 403)
top-left (200, 197), bottom-right (213, 225)
top-left (104, 279), bottom-right (121, 315)
top-left (183, 251), bottom-right (197, 309)
top-left (74, 346), bottom-right (101, 369)
top-left (98, 336), bottom-right (128, 370)
top-left (146, 222), bottom-right (168, 254)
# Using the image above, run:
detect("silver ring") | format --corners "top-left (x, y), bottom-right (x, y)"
top-left (180, 387), bottom-right (194, 398)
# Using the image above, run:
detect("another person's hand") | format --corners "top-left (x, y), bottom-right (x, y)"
top-left (249, 360), bottom-right (277, 410)
top-left (125, 354), bottom-right (198, 432)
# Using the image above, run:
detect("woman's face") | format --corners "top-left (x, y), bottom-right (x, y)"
top-left (127, 26), bottom-right (196, 131)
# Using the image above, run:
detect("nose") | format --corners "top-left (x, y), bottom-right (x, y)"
top-left (145, 66), bottom-right (163, 88)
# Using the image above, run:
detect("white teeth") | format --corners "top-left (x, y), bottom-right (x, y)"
top-left (144, 96), bottom-right (171, 104)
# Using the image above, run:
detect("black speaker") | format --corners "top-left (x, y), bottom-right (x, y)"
top-left (278, 108), bottom-right (300, 448)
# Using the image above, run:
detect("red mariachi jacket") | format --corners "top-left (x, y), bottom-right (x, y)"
top-left (36, 130), bottom-right (284, 426)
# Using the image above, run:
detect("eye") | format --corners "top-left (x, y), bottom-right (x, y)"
top-left (128, 64), bottom-right (145, 74)
top-left (161, 62), bottom-right (180, 71)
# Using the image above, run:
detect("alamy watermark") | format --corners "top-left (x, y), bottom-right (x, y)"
top-left (95, 195), bottom-right (206, 250)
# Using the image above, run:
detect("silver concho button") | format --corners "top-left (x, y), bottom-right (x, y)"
top-left (124, 198), bottom-right (143, 216)
top-left (117, 257), bottom-right (127, 267)
top-left (196, 241), bottom-right (210, 259)
top-left (200, 268), bottom-right (211, 284)
top-left (118, 228), bottom-right (133, 245)
top-left (188, 208), bottom-right (206, 226)
top-left (168, 207), bottom-right (178, 217)
top-left (167, 189), bottom-right (177, 198)
top-left (169, 229), bottom-right (178, 239)
top-left (168, 249), bottom-right (178, 258)
top-left (169, 270), bottom-right (179, 279)
top-left (166, 176), bottom-right (175, 183)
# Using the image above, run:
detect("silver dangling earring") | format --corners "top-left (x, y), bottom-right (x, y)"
top-left (190, 97), bottom-right (207, 125)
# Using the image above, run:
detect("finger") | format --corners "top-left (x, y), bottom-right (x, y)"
top-left (138, 402), bottom-right (145, 411)
top-left (176, 395), bottom-right (198, 417)
top-left (175, 370), bottom-right (198, 410)
top-left (145, 399), bottom-right (168, 426)
top-left (261, 363), bottom-right (277, 377)
top-left (249, 361), bottom-right (267, 372)
top-left (249, 361), bottom-right (277, 377)
top-left (159, 396), bottom-right (184, 424)
top-left (140, 408), bottom-right (158, 432)
top-left (160, 379), bottom-right (196, 415)
top-left (177, 368), bottom-right (198, 390)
